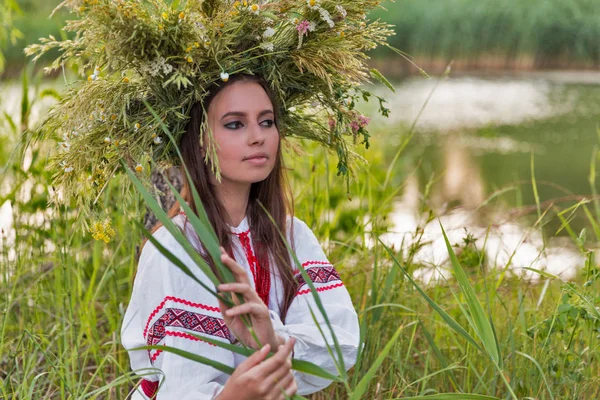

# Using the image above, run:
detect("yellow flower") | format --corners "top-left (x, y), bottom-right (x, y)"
top-left (162, 12), bottom-right (168, 19)
top-left (219, 22), bottom-right (224, 29)
top-left (122, 76), bottom-right (129, 83)
top-left (135, 164), bottom-right (143, 173)
top-left (233, 1), bottom-right (240, 8)
top-left (186, 56), bottom-right (193, 63)
top-left (186, 46), bottom-right (192, 52)
top-left (243, 1), bottom-right (248, 6)
top-left (110, 114), bottom-right (117, 121)
top-left (104, 137), bottom-right (111, 144)
top-left (179, 11), bottom-right (185, 20)
top-left (204, 40), bottom-right (211, 46)
top-left (338, 31), bottom-right (345, 38)
top-left (251, 4), bottom-right (259, 14)
top-left (309, 0), bottom-right (316, 7)
top-left (90, 220), bottom-right (116, 243)
top-left (113, 139), bottom-right (120, 147)
top-left (194, 41), bottom-right (200, 48)
top-left (88, 75), bottom-right (93, 82)
top-left (134, 122), bottom-right (141, 131)
top-left (158, 24), bottom-right (164, 31)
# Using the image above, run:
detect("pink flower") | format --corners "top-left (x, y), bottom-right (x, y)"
top-left (297, 20), bottom-right (310, 35)
top-left (358, 114), bottom-right (371, 128)
top-left (350, 120), bottom-right (360, 132)
top-left (328, 118), bottom-right (336, 130)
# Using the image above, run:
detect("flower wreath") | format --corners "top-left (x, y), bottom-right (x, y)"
top-left (26, 0), bottom-right (397, 224)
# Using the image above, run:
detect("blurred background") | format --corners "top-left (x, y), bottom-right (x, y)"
top-left (2, 1), bottom-right (600, 398)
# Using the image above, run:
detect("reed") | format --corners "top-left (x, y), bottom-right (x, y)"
top-left (370, 0), bottom-right (600, 71)
top-left (1, 71), bottom-right (600, 399)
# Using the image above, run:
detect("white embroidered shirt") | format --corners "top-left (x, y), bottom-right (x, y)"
top-left (121, 213), bottom-right (360, 399)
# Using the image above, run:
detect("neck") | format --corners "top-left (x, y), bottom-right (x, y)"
top-left (214, 181), bottom-right (251, 227)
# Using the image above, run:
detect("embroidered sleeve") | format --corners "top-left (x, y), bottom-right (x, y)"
top-left (121, 226), bottom-right (232, 400)
top-left (270, 217), bottom-right (360, 395)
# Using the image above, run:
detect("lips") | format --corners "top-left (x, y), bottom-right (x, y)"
top-left (243, 152), bottom-right (268, 161)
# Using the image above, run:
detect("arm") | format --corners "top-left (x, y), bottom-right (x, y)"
top-left (270, 218), bottom-right (360, 395)
top-left (121, 226), bottom-right (233, 399)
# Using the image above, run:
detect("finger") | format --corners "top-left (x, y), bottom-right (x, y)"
top-left (220, 252), bottom-right (251, 284)
top-left (223, 302), bottom-right (268, 318)
top-left (218, 282), bottom-right (262, 303)
top-left (254, 337), bottom-right (295, 377)
top-left (283, 376), bottom-right (298, 398)
top-left (236, 344), bottom-right (270, 373)
top-left (266, 358), bottom-right (293, 389)
top-left (273, 372), bottom-right (295, 400)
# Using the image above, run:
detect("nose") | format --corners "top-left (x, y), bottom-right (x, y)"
top-left (247, 123), bottom-right (265, 146)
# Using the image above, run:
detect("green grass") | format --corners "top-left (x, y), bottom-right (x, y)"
top-left (1, 74), bottom-right (600, 399)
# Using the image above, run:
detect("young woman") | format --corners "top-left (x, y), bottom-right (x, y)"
top-left (121, 74), bottom-right (360, 399)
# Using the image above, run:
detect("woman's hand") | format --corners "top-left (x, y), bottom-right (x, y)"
top-left (216, 338), bottom-right (298, 400)
top-left (217, 248), bottom-right (284, 350)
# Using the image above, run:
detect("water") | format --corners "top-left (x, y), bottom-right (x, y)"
top-left (369, 72), bottom-right (600, 281)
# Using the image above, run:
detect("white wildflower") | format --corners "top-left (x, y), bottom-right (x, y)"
top-left (59, 141), bottom-right (70, 151)
top-left (263, 27), bottom-right (276, 39)
top-left (260, 42), bottom-right (275, 52)
top-left (316, 6), bottom-right (334, 28)
top-left (307, 0), bottom-right (320, 10)
top-left (104, 137), bottom-right (112, 144)
top-left (141, 56), bottom-right (173, 77)
top-left (335, 5), bottom-right (347, 18)
top-left (308, 21), bottom-right (317, 32)
top-left (60, 161), bottom-right (73, 173)
top-left (220, 72), bottom-right (230, 82)
top-left (152, 134), bottom-right (162, 144)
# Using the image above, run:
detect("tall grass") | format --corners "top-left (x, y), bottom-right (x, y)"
top-left (1, 74), bottom-right (600, 399)
top-left (370, 0), bottom-right (600, 72)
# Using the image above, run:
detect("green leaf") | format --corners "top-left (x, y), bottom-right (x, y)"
top-left (122, 162), bottom-right (221, 287)
top-left (349, 322), bottom-right (410, 400)
top-left (140, 345), bottom-right (234, 375)
top-left (380, 241), bottom-right (484, 353)
top-left (395, 394), bottom-right (501, 400)
top-left (440, 223), bottom-right (501, 366)
top-left (369, 68), bottom-right (395, 93)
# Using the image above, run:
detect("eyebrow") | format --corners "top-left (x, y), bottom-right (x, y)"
top-left (220, 110), bottom-right (274, 120)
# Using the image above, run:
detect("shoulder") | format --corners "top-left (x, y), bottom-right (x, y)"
top-left (140, 215), bottom-right (185, 258)
top-left (288, 216), bottom-right (314, 242)
top-left (287, 216), bottom-right (329, 268)
top-left (137, 214), bottom-right (197, 280)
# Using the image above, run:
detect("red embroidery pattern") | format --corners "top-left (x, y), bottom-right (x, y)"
top-left (294, 265), bottom-right (341, 288)
top-left (235, 231), bottom-right (271, 307)
top-left (144, 296), bottom-right (220, 338)
top-left (149, 331), bottom-right (218, 363)
top-left (141, 379), bottom-right (159, 399)
top-left (146, 308), bottom-right (232, 357)
top-left (297, 282), bottom-right (345, 296)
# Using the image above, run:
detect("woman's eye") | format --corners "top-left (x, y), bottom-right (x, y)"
top-left (260, 119), bottom-right (274, 128)
top-left (224, 121), bottom-right (243, 129)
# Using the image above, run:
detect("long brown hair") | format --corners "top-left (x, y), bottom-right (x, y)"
top-left (149, 74), bottom-right (297, 322)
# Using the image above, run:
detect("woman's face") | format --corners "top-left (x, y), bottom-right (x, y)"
top-left (205, 80), bottom-right (280, 189)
